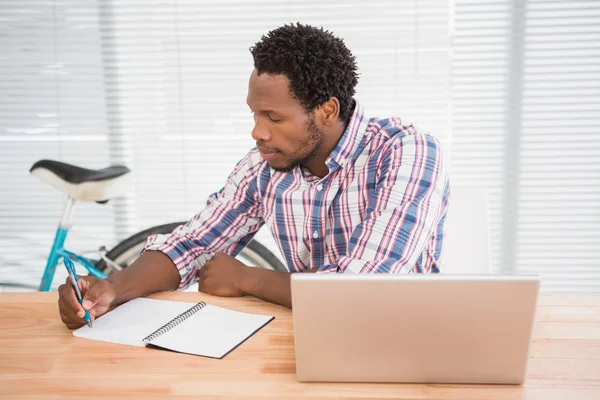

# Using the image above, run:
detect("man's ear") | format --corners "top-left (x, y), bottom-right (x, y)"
top-left (317, 97), bottom-right (340, 126)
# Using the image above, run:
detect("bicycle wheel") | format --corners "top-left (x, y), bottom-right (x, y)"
top-left (95, 221), bottom-right (287, 275)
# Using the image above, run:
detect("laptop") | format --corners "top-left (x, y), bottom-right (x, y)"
top-left (290, 274), bottom-right (540, 384)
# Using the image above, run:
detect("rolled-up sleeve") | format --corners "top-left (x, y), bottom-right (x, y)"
top-left (143, 150), bottom-right (264, 289)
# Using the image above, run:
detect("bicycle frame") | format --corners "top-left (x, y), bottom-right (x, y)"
top-left (39, 197), bottom-right (107, 291)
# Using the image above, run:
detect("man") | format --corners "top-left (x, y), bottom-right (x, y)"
top-left (59, 23), bottom-right (450, 329)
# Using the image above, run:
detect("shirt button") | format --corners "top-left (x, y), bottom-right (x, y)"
top-left (317, 184), bottom-right (323, 191)
top-left (313, 231), bottom-right (319, 239)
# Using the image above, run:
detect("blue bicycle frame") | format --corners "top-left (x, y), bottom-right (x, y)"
top-left (39, 197), bottom-right (107, 291)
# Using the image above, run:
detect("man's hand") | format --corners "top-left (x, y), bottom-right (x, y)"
top-left (58, 275), bottom-right (116, 329)
top-left (198, 252), bottom-right (249, 297)
top-left (199, 252), bottom-right (295, 308)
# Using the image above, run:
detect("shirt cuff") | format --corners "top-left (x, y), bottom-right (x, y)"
top-left (142, 233), bottom-right (214, 289)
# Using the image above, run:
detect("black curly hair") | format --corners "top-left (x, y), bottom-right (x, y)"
top-left (250, 23), bottom-right (359, 125)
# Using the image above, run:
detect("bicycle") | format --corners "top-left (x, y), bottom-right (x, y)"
top-left (28, 159), bottom-right (286, 291)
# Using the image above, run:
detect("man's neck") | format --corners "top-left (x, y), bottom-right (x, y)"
top-left (304, 119), bottom-right (349, 178)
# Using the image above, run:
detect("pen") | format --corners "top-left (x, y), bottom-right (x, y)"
top-left (63, 258), bottom-right (92, 328)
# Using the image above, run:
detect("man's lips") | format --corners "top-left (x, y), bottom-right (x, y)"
top-left (258, 147), bottom-right (279, 161)
top-left (257, 145), bottom-right (277, 154)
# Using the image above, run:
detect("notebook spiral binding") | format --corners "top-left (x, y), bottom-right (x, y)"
top-left (142, 301), bottom-right (207, 343)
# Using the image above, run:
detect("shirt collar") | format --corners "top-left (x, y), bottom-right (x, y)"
top-left (326, 100), bottom-right (369, 171)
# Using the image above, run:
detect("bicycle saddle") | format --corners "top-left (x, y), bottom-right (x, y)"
top-left (30, 159), bottom-right (132, 202)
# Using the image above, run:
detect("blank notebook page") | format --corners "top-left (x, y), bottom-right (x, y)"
top-left (148, 304), bottom-right (274, 358)
top-left (73, 298), bottom-right (192, 347)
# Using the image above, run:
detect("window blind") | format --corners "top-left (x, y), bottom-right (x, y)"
top-left (452, 0), bottom-right (600, 292)
top-left (1, 1), bottom-right (116, 287)
top-left (519, 0), bottom-right (600, 292)
top-left (1, 0), bottom-right (450, 289)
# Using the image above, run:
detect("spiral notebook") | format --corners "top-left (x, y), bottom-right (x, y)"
top-left (73, 297), bottom-right (274, 358)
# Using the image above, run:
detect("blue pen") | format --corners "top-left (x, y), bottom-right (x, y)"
top-left (63, 258), bottom-right (92, 328)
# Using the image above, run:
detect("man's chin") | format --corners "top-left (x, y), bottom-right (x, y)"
top-left (269, 160), bottom-right (297, 173)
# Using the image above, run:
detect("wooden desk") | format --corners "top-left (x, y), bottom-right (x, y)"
top-left (1, 292), bottom-right (599, 399)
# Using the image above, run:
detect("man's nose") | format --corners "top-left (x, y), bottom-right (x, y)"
top-left (251, 119), bottom-right (271, 142)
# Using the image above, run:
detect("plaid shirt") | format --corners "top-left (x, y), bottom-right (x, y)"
top-left (144, 102), bottom-right (451, 288)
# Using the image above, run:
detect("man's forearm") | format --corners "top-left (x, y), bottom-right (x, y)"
top-left (239, 267), bottom-right (293, 308)
top-left (108, 250), bottom-right (181, 305)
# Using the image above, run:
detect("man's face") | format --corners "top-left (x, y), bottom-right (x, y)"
top-left (246, 69), bottom-right (324, 172)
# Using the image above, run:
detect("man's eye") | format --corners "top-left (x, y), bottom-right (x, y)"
top-left (268, 115), bottom-right (281, 123)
